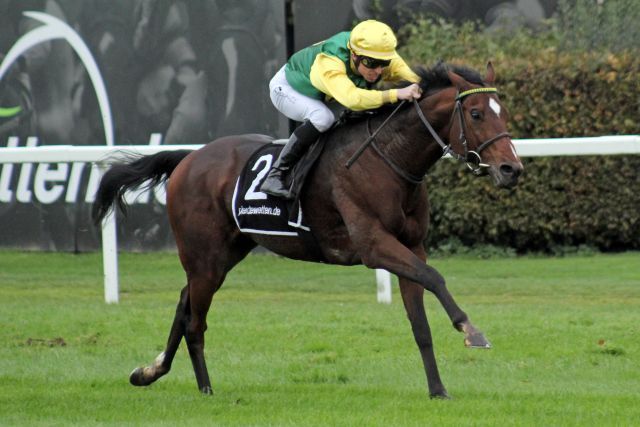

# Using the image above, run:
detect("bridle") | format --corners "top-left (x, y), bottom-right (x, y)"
top-left (412, 87), bottom-right (511, 176)
top-left (347, 86), bottom-right (512, 183)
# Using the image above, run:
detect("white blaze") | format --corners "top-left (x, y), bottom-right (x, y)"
top-left (489, 98), bottom-right (501, 116)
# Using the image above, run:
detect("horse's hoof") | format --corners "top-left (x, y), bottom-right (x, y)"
top-left (429, 390), bottom-right (451, 400)
top-left (200, 386), bottom-right (213, 395)
top-left (129, 367), bottom-right (152, 386)
top-left (464, 332), bottom-right (492, 349)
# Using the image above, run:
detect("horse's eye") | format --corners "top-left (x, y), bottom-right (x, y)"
top-left (470, 109), bottom-right (482, 121)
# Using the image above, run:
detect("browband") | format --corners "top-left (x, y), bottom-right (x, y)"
top-left (456, 87), bottom-right (498, 101)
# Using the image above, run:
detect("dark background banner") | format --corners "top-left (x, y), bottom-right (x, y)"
top-left (0, 0), bottom-right (554, 251)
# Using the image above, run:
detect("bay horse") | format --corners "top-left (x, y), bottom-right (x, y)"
top-left (93, 62), bottom-right (523, 399)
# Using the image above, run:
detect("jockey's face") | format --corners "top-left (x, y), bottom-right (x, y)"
top-left (358, 62), bottom-right (384, 82)
top-left (353, 54), bottom-right (386, 83)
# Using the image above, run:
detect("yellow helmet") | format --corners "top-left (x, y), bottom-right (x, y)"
top-left (348, 20), bottom-right (398, 60)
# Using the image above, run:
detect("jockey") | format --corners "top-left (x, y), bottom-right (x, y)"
top-left (260, 19), bottom-right (422, 199)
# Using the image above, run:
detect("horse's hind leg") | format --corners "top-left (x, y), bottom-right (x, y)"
top-left (183, 274), bottom-right (218, 394)
top-left (129, 235), bottom-right (254, 393)
top-left (130, 285), bottom-right (190, 386)
top-left (180, 236), bottom-right (256, 394)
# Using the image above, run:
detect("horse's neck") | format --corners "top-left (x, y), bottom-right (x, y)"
top-left (373, 94), bottom-right (454, 179)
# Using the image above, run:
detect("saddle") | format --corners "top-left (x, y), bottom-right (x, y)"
top-left (232, 138), bottom-right (324, 237)
top-left (232, 111), bottom-right (369, 237)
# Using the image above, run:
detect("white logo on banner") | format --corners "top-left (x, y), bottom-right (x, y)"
top-left (0, 11), bottom-right (114, 146)
top-left (0, 12), bottom-right (167, 206)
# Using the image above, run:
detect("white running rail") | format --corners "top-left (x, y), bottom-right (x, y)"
top-left (1, 135), bottom-right (639, 303)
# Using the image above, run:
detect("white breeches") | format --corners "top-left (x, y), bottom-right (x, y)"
top-left (269, 65), bottom-right (335, 132)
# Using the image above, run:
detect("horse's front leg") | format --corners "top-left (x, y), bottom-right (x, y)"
top-left (360, 231), bottom-right (491, 349)
top-left (398, 277), bottom-right (449, 399)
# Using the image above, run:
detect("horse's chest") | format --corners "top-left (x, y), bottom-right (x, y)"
top-left (398, 215), bottom-right (429, 246)
top-left (313, 207), bottom-right (426, 265)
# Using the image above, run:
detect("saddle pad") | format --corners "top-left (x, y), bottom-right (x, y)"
top-left (232, 144), bottom-right (310, 236)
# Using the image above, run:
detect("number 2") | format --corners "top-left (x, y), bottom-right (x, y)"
top-left (244, 154), bottom-right (273, 200)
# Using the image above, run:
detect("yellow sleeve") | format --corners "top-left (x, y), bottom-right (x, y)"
top-left (309, 53), bottom-right (398, 111)
top-left (383, 57), bottom-right (421, 83)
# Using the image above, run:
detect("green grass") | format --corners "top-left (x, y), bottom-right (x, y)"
top-left (1, 251), bottom-right (639, 426)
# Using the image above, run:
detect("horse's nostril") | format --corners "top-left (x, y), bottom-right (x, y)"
top-left (500, 164), bottom-right (515, 177)
top-left (499, 163), bottom-right (523, 180)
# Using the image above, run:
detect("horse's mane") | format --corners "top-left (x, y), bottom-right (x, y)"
top-left (335, 62), bottom-right (485, 122)
top-left (413, 61), bottom-right (485, 96)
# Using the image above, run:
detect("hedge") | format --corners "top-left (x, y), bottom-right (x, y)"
top-left (399, 23), bottom-right (640, 252)
top-left (425, 156), bottom-right (640, 252)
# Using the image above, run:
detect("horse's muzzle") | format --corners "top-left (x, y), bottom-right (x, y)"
top-left (490, 161), bottom-right (523, 188)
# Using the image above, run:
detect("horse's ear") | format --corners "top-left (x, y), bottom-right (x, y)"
top-left (485, 61), bottom-right (495, 84)
top-left (447, 70), bottom-right (471, 92)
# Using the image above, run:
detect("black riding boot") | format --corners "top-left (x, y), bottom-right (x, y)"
top-left (260, 120), bottom-right (321, 199)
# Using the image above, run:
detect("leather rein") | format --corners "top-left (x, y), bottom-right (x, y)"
top-left (360, 87), bottom-right (511, 184)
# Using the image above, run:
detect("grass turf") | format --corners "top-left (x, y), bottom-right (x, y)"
top-left (0, 251), bottom-right (639, 426)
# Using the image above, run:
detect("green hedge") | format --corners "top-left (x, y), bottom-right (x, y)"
top-left (502, 53), bottom-right (640, 137)
top-left (399, 21), bottom-right (640, 252)
top-left (425, 156), bottom-right (640, 252)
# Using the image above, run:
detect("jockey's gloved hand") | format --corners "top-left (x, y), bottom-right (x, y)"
top-left (397, 83), bottom-right (422, 101)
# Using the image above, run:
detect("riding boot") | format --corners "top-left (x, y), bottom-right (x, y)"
top-left (260, 120), bottom-right (321, 199)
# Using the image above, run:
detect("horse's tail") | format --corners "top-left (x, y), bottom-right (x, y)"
top-left (92, 149), bottom-right (193, 225)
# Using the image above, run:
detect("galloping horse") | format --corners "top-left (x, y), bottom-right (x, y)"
top-left (93, 62), bottom-right (523, 399)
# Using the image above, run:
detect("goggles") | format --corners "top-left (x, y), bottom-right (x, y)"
top-left (358, 56), bottom-right (391, 69)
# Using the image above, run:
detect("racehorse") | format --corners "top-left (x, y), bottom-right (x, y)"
top-left (93, 62), bottom-right (523, 399)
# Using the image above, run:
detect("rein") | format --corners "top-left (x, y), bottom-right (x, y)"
top-left (346, 87), bottom-right (512, 184)
top-left (344, 100), bottom-right (406, 168)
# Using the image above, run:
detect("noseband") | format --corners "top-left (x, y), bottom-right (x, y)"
top-left (413, 87), bottom-right (511, 175)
